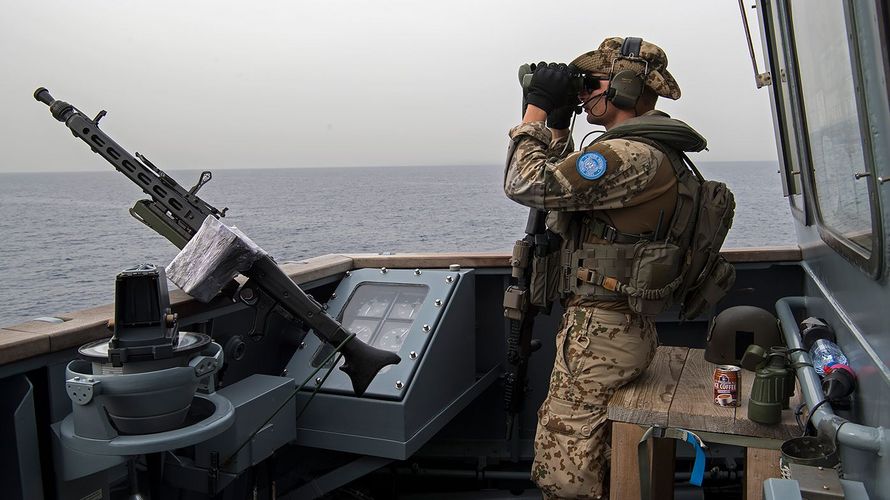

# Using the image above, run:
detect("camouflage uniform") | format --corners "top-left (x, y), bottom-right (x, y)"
top-left (504, 37), bottom-right (683, 499)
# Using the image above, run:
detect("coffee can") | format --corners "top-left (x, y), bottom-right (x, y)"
top-left (713, 365), bottom-right (741, 406)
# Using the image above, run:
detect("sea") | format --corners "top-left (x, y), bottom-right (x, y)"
top-left (0, 162), bottom-right (794, 327)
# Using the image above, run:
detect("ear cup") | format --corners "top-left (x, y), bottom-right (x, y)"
top-left (607, 69), bottom-right (644, 109)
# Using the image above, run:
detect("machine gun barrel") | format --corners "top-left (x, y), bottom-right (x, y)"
top-left (34, 87), bottom-right (400, 396)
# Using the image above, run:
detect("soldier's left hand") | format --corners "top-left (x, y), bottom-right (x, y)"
top-left (526, 62), bottom-right (572, 114)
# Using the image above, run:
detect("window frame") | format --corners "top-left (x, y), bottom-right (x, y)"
top-left (762, 0), bottom-right (808, 223)
top-left (785, 0), bottom-right (884, 277)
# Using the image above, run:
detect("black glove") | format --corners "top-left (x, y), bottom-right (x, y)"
top-left (546, 100), bottom-right (579, 129)
top-left (525, 62), bottom-right (572, 114)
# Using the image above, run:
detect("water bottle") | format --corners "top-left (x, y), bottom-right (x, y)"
top-left (809, 339), bottom-right (848, 376)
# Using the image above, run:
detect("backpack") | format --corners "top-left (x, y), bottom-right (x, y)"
top-left (675, 155), bottom-right (736, 320)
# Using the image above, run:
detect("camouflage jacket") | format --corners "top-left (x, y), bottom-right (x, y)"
top-left (503, 121), bottom-right (665, 212)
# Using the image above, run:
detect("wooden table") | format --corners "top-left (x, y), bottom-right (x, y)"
top-left (607, 347), bottom-right (802, 500)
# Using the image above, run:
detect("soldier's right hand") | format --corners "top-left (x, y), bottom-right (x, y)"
top-left (525, 62), bottom-right (572, 114)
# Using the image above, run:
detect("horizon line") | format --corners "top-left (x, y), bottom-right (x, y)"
top-left (0, 159), bottom-right (780, 174)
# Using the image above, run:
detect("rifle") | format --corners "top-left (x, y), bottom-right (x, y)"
top-left (502, 208), bottom-right (547, 438)
top-left (34, 87), bottom-right (400, 396)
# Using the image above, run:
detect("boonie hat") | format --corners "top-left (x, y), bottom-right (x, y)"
top-left (571, 37), bottom-right (681, 100)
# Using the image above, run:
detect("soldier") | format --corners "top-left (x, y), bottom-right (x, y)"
top-left (504, 37), bottom-right (693, 499)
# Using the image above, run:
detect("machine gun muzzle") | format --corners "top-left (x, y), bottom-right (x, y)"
top-left (34, 87), bottom-right (77, 122)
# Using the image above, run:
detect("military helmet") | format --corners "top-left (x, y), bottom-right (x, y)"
top-left (705, 306), bottom-right (782, 366)
top-left (570, 37), bottom-right (682, 100)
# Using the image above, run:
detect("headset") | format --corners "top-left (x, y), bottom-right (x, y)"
top-left (605, 37), bottom-right (648, 110)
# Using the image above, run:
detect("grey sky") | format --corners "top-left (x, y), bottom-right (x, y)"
top-left (1, 0), bottom-right (776, 173)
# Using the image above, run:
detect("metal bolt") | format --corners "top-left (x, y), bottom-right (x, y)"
top-left (410, 351), bottom-right (417, 359)
top-left (396, 381), bottom-right (403, 389)
top-left (449, 264), bottom-right (460, 272)
top-left (315, 377), bottom-right (322, 384)
top-left (423, 324), bottom-right (431, 332)
top-left (299, 341), bottom-right (305, 349)
top-left (239, 287), bottom-right (257, 304)
top-left (445, 276), bottom-right (454, 284)
top-left (281, 369), bottom-right (288, 376)
top-left (434, 299), bottom-right (442, 307)
top-left (331, 292), bottom-right (337, 299)
top-left (322, 303), bottom-right (328, 310)
top-left (380, 267), bottom-right (388, 274)
top-left (823, 485), bottom-right (830, 490)
top-left (414, 269), bottom-right (422, 275)
top-left (345, 271), bottom-right (351, 277)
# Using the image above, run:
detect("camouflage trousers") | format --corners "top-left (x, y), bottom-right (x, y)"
top-left (533, 306), bottom-right (658, 499)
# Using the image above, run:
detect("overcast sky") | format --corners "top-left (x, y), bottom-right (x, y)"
top-left (1, 0), bottom-right (776, 173)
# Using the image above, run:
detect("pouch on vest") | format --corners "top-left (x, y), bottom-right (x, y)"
top-left (530, 251), bottom-right (561, 308)
top-left (626, 241), bottom-right (685, 316)
top-left (529, 235), bottom-right (563, 308)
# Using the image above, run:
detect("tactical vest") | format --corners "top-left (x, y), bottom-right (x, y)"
top-left (529, 112), bottom-right (732, 318)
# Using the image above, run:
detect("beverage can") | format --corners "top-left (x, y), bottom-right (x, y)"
top-left (713, 365), bottom-right (741, 406)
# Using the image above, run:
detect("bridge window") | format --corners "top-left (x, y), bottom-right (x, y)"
top-left (790, 1), bottom-right (876, 258)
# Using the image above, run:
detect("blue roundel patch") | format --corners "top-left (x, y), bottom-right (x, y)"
top-left (576, 152), bottom-right (608, 180)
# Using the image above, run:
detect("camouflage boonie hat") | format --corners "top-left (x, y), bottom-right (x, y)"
top-left (571, 37), bottom-right (681, 100)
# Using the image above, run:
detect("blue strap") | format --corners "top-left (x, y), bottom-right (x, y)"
top-left (684, 431), bottom-right (706, 486)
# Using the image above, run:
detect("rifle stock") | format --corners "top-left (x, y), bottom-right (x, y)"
top-left (34, 87), bottom-right (400, 396)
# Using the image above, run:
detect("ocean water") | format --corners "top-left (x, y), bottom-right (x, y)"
top-left (0, 162), bottom-right (793, 327)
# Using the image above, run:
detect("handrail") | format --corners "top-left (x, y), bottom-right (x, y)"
top-left (775, 296), bottom-right (887, 454)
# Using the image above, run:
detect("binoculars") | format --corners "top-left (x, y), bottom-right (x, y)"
top-left (518, 63), bottom-right (595, 95)
top-left (742, 345), bottom-right (796, 425)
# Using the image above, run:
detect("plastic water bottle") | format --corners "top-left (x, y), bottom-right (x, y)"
top-left (809, 339), bottom-right (848, 376)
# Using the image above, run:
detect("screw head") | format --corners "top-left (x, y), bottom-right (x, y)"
top-left (281, 369), bottom-right (288, 376)
top-left (330, 292), bottom-right (337, 299)
top-left (423, 324), bottom-right (431, 332)
top-left (345, 271), bottom-right (351, 277)
top-left (445, 275), bottom-right (454, 283)
top-left (299, 341), bottom-right (305, 349)
top-left (239, 287), bottom-right (257, 304)
top-left (410, 351), bottom-right (417, 359)
top-left (396, 381), bottom-right (403, 389)
top-left (414, 269), bottom-right (422, 275)
top-left (434, 299), bottom-right (442, 307)
top-left (380, 267), bottom-right (388, 274)
top-left (315, 377), bottom-right (322, 384)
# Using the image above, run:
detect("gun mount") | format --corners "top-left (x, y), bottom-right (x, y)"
top-left (34, 87), bottom-right (399, 396)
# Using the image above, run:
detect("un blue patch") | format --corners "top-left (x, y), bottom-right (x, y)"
top-left (576, 152), bottom-right (607, 180)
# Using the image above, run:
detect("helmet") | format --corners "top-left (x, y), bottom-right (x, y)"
top-left (705, 306), bottom-right (782, 366)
